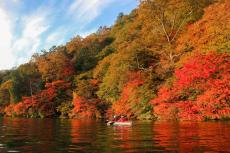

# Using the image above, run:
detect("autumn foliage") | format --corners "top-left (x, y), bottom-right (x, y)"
top-left (0, 0), bottom-right (229, 121)
top-left (177, 0), bottom-right (230, 54)
top-left (112, 72), bottom-right (145, 118)
top-left (71, 93), bottom-right (100, 119)
top-left (151, 52), bottom-right (230, 120)
top-left (4, 80), bottom-right (71, 118)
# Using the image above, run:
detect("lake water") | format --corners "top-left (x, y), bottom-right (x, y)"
top-left (0, 118), bottom-right (229, 153)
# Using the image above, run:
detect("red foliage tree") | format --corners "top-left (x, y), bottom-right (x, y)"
top-left (4, 80), bottom-right (72, 118)
top-left (71, 93), bottom-right (100, 118)
top-left (151, 52), bottom-right (230, 120)
top-left (112, 71), bottom-right (145, 117)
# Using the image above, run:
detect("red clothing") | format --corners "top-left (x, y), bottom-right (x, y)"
top-left (118, 118), bottom-right (128, 122)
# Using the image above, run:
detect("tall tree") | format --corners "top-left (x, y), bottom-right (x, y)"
top-left (34, 46), bottom-right (75, 82)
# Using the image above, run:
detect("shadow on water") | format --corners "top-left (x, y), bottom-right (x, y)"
top-left (0, 118), bottom-right (229, 153)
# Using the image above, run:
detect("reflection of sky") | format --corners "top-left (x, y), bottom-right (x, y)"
top-left (0, 0), bottom-right (138, 69)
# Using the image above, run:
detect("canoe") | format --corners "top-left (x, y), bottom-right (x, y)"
top-left (113, 121), bottom-right (132, 126)
top-left (107, 121), bottom-right (132, 126)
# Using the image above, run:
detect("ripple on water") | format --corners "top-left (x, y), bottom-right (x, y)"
top-left (0, 119), bottom-right (229, 153)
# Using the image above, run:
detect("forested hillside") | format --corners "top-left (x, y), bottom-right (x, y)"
top-left (0, 0), bottom-right (229, 120)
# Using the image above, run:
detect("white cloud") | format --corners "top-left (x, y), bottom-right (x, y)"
top-left (23, 16), bottom-right (49, 38)
top-left (0, 8), bottom-right (15, 69)
top-left (13, 14), bottom-right (49, 58)
top-left (0, 4), bottom-right (50, 70)
top-left (0, 0), bottom-right (136, 70)
top-left (12, 0), bottom-right (20, 2)
top-left (46, 31), bottom-right (62, 43)
top-left (44, 28), bottom-right (67, 50)
top-left (78, 28), bottom-right (98, 38)
top-left (68, 0), bottom-right (115, 27)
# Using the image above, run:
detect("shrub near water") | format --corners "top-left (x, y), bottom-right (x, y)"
top-left (4, 80), bottom-right (72, 118)
top-left (111, 72), bottom-right (155, 119)
top-left (151, 52), bottom-right (230, 120)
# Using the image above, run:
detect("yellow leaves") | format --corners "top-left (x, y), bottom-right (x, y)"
top-left (93, 55), bottom-right (112, 79)
top-left (66, 36), bottom-right (82, 54)
top-left (35, 48), bottom-right (74, 81)
top-left (176, 0), bottom-right (230, 55)
top-left (0, 80), bottom-right (12, 105)
top-left (0, 80), bottom-right (13, 89)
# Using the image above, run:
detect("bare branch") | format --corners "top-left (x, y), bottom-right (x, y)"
top-left (156, 15), bottom-right (171, 44)
top-left (171, 10), bottom-right (193, 42)
top-left (169, 14), bottom-right (176, 38)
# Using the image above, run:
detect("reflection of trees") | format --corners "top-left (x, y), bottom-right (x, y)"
top-left (1, 119), bottom-right (229, 152)
top-left (112, 122), bottom-right (155, 152)
top-left (178, 122), bottom-right (200, 152)
top-left (70, 120), bottom-right (145, 153)
top-left (153, 122), bottom-right (230, 152)
top-left (153, 122), bottom-right (180, 151)
top-left (69, 120), bottom-right (134, 152)
top-left (0, 118), bottom-right (57, 152)
top-left (113, 126), bottom-right (133, 152)
top-left (70, 119), bottom-right (100, 152)
top-left (70, 119), bottom-right (81, 144)
top-left (198, 122), bottom-right (230, 152)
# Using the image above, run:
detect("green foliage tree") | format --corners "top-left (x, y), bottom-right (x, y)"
top-left (66, 28), bottom-right (114, 73)
top-left (0, 80), bottom-right (12, 106)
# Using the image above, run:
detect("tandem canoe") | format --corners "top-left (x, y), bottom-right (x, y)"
top-left (107, 121), bottom-right (132, 126)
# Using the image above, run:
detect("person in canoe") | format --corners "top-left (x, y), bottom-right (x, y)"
top-left (107, 115), bottom-right (119, 125)
top-left (117, 115), bottom-right (128, 122)
top-left (107, 115), bottom-right (131, 125)
top-left (113, 115), bottom-right (120, 121)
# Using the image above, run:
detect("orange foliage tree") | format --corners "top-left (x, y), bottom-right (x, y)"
top-left (177, 0), bottom-right (230, 55)
top-left (71, 92), bottom-right (100, 119)
top-left (34, 47), bottom-right (75, 82)
top-left (111, 72), bottom-right (145, 118)
top-left (4, 80), bottom-right (72, 118)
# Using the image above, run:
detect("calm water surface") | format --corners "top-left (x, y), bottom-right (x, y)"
top-left (0, 118), bottom-right (229, 153)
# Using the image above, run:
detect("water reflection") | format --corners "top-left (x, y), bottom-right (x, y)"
top-left (70, 120), bottom-right (98, 152)
top-left (0, 118), bottom-right (229, 153)
top-left (153, 122), bottom-right (230, 152)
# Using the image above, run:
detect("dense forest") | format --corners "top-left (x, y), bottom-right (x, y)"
top-left (0, 0), bottom-right (229, 121)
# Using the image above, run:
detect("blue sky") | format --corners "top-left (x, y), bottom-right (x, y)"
top-left (0, 0), bottom-right (138, 70)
